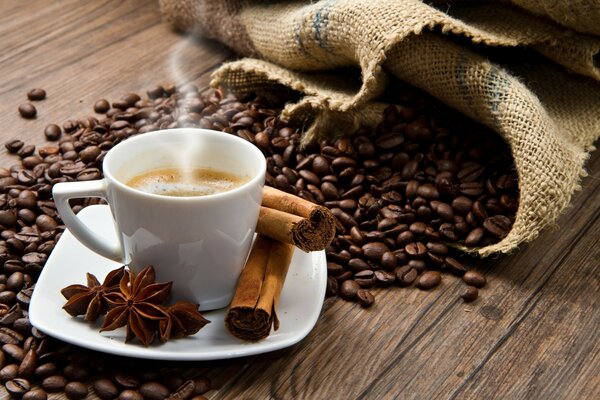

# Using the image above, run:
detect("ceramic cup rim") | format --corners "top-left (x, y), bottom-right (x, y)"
top-left (102, 128), bottom-right (266, 202)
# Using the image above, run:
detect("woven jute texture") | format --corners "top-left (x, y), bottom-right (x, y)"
top-left (160, 0), bottom-right (600, 256)
top-left (510, 0), bottom-right (600, 36)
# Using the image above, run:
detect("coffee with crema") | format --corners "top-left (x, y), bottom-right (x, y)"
top-left (126, 167), bottom-right (249, 197)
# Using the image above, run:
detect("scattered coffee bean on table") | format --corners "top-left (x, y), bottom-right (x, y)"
top-left (18, 103), bottom-right (37, 119)
top-left (27, 89), bottom-right (46, 101)
top-left (0, 81), bottom-right (516, 398)
top-left (460, 286), bottom-right (479, 303)
top-left (43, 124), bottom-right (61, 141)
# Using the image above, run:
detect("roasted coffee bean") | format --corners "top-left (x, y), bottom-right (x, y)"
top-left (444, 257), bottom-right (466, 276)
top-left (23, 388), bottom-right (48, 400)
top-left (0, 363), bottom-right (19, 381)
top-left (339, 280), bottom-right (360, 300)
top-left (417, 271), bottom-right (442, 290)
top-left (7, 272), bottom-right (25, 291)
top-left (43, 124), bottom-right (62, 141)
top-left (192, 376), bottom-right (211, 395)
top-left (167, 379), bottom-right (196, 399)
top-left (34, 363), bottom-right (57, 379)
top-left (347, 258), bottom-right (369, 272)
top-left (0, 327), bottom-right (23, 344)
top-left (463, 271), bottom-right (486, 288)
top-left (6, 377), bottom-right (31, 396)
top-left (3, 343), bottom-right (25, 363)
top-left (362, 242), bottom-right (389, 261)
top-left (93, 99), bottom-right (111, 114)
top-left (380, 251), bottom-right (397, 270)
top-left (397, 267), bottom-right (418, 286)
top-left (461, 285), bottom-right (479, 302)
top-left (64, 381), bottom-right (88, 399)
top-left (18, 103), bottom-right (37, 119)
top-left (465, 227), bottom-right (485, 246)
top-left (326, 276), bottom-right (338, 296)
top-left (119, 390), bottom-right (144, 400)
top-left (405, 242), bottom-right (427, 257)
top-left (5, 139), bottom-right (25, 153)
top-left (356, 289), bottom-right (375, 307)
top-left (62, 363), bottom-right (90, 382)
top-left (18, 348), bottom-right (36, 378)
top-left (374, 270), bottom-right (395, 286)
top-left (42, 374), bottom-right (67, 392)
top-left (139, 382), bottom-right (171, 400)
top-left (114, 373), bottom-right (140, 390)
top-left (27, 89), bottom-right (46, 101)
top-left (483, 215), bottom-right (512, 238)
top-left (94, 378), bottom-right (119, 399)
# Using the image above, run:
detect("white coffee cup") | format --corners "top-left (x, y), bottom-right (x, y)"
top-left (53, 129), bottom-right (266, 310)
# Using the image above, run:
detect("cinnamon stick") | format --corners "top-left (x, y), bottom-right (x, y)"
top-left (225, 234), bottom-right (294, 341)
top-left (257, 186), bottom-right (336, 252)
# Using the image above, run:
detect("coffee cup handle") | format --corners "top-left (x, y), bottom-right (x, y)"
top-left (53, 180), bottom-right (124, 263)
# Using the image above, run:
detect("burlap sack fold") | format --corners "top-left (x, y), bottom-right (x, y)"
top-left (510, 0), bottom-right (600, 36)
top-left (160, 0), bottom-right (600, 256)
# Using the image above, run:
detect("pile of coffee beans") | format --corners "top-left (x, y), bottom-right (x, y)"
top-left (0, 80), bottom-right (516, 397)
top-left (190, 88), bottom-right (516, 306)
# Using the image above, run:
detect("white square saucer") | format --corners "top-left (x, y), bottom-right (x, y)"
top-left (29, 205), bottom-right (327, 360)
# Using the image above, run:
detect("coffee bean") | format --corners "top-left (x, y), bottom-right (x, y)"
top-left (339, 280), bottom-right (360, 300)
top-left (62, 363), bottom-right (90, 382)
top-left (65, 381), bottom-right (88, 399)
top-left (42, 124), bottom-right (62, 141)
top-left (34, 363), bottom-right (57, 378)
top-left (94, 378), bottom-right (119, 399)
top-left (167, 379), bottom-right (196, 399)
top-left (356, 289), bottom-right (375, 307)
top-left (326, 276), bottom-right (338, 296)
top-left (444, 257), bottom-right (466, 276)
top-left (23, 388), bottom-right (47, 400)
top-left (119, 390), bottom-right (144, 400)
top-left (0, 363), bottom-right (19, 382)
top-left (42, 375), bottom-right (67, 392)
top-left (463, 271), bottom-right (486, 288)
top-left (18, 103), bottom-right (37, 119)
top-left (405, 242), bottom-right (427, 257)
top-left (27, 89), bottom-right (46, 101)
top-left (18, 348), bottom-right (36, 378)
top-left (374, 270), bottom-right (395, 286)
top-left (362, 242), bottom-right (389, 261)
top-left (0, 327), bottom-right (23, 344)
top-left (7, 272), bottom-right (25, 291)
top-left (93, 99), bottom-right (111, 114)
top-left (461, 286), bottom-right (479, 302)
top-left (465, 227), bottom-right (484, 246)
top-left (114, 373), bottom-right (139, 390)
top-left (6, 377), bottom-right (31, 396)
top-left (139, 382), bottom-right (170, 400)
top-left (0, 210), bottom-right (18, 227)
top-left (5, 139), bottom-right (25, 153)
top-left (417, 271), bottom-right (442, 290)
top-left (483, 215), bottom-right (512, 238)
top-left (192, 376), bottom-right (211, 395)
top-left (380, 251), bottom-right (397, 270)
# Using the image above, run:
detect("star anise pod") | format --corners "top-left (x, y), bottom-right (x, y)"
top-left (100, 266), bottom-right (172, 346)
top-left (61, 266), bottom-right (125, 321)
top-left (158, 301), bottom-right (210, 342)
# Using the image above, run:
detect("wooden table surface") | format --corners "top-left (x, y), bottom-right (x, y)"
top-left (1, 1), bottom-right (598, 399)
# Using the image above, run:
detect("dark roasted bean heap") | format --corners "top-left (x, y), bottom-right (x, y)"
top-left (0, 82), bottom-right (517, 397)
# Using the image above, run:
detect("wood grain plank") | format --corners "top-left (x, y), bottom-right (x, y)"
top-left (1, 1), bottom-right (599, 399)
top-left (0, 0), bottom-right (231, 168)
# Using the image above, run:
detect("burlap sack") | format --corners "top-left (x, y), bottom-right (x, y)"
top-left (510, 0), bottom-right (600, 36)
top-left (160, 0), bottom-right (600, 256)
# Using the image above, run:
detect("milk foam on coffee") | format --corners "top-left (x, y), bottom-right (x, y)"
top-left (126, 167), bottom-right (248, 197)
